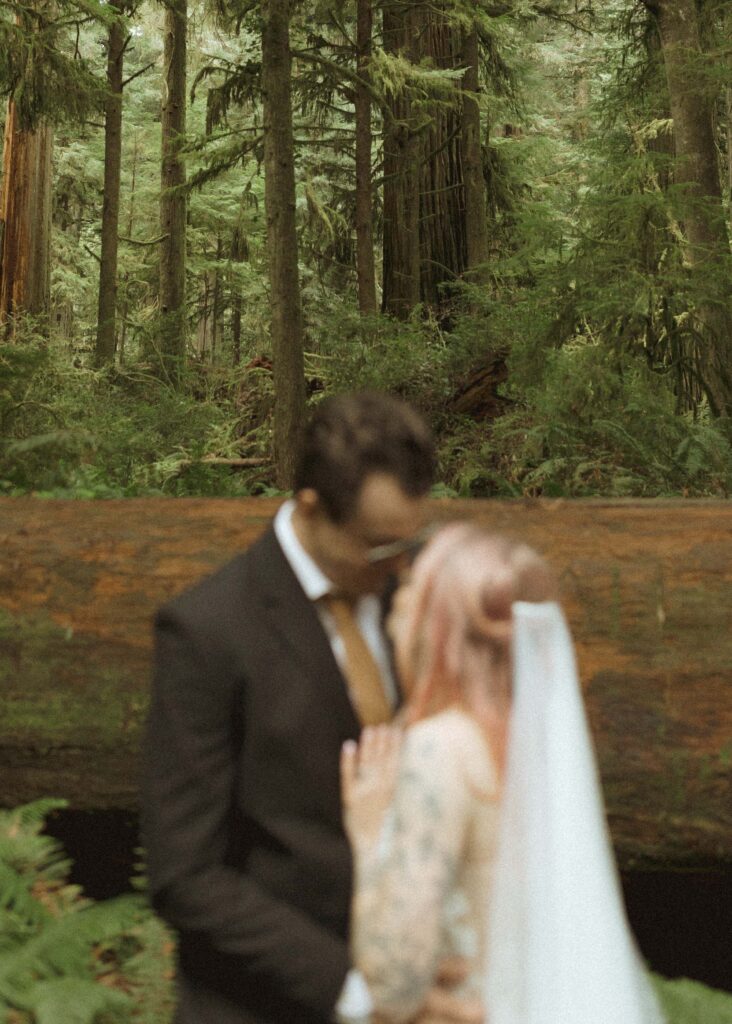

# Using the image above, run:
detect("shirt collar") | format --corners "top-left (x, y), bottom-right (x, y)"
top-left (274, 499), bottom-right (334, 602)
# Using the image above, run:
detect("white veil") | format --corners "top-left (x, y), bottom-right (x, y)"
top-left (484, 601), bottom-right (665, 1024)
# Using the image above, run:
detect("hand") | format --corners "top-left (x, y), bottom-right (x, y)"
top-left (340, 725), bottom-right (402, 848)
top-left (411, 957), bottom-right (484, 1024)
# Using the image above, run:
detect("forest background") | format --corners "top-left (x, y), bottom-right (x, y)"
top-left (3, 0), bottom-right (732, 496)
top-left (2, 2), bottom-right (732, 1021)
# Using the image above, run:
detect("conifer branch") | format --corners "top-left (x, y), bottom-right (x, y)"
top-left (121, 59), bottom-right (157, 89)
top-left (119, 233), bottom-right (168, 246)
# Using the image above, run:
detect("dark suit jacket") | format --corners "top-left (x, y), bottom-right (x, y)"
top-left (142, 526), bottom-right (378, 1024)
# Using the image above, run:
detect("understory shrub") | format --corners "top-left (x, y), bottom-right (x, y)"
top-left (0, 800), bottom-right (174, 1024)
top-left (438, 342), bottom-right (732, 497)
top-left (0, 340), bottom-right (275, 498)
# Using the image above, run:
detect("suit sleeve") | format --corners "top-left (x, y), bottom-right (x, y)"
top-left (141, 608), bottom-right (351, 1017)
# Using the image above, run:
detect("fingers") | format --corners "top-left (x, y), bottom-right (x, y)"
top-left (416, 1014), bottom-right (483, 1024)
top-left (418, 988), bottom-right (484, 1023)
top-left (358, 724), bottom-right (401, 777)
top-left (434, 955), bottom-right (471, 988)
top-left (341, 725), bottom-right (402, 800)
top-left (340, 739), bottom-right (358, 806)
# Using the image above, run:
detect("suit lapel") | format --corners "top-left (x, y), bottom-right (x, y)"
top-left (247, 528), bottom-right (361, 738)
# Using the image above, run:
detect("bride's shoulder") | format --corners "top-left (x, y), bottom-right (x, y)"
top-left (404, 707), bottom-right (498, 798)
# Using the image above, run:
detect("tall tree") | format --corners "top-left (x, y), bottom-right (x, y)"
top-left (461, 24), bottom-right (489, 280)
top-left (354, 0), bottom-right (376, 314)
top-left (0, 101), bottom-right (53, 334)
top-left (262, 0), bottom-right (305, 486)
top-left (230, 224), bottom-right (247, 366)
top-left (95, 1), bottom-right (128, 365)
top-left (381, 0), bottom-right (421, 319)
top-left (418, 8), bottom-right (466, 310)
top-left (159, 0), bottom-right (188, 380)
top-left (381, 2), bottom-right (492, 318)
top-left (643, 0), bottom-right (732, 417)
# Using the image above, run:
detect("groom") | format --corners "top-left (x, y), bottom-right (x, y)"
top-left (142, 392), bottom-right (481, 1024)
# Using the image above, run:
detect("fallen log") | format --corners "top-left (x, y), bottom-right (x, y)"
top-left (0, 497), bottom-right (730, 869)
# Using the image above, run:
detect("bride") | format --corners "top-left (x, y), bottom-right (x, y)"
top-left (341, 523), bottom-right (666, 1024)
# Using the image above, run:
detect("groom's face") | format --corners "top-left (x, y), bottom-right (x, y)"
top-left (297, 471), bottom-right (427, 598)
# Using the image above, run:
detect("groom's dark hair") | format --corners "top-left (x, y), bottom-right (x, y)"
top-left (294, 391), bottom-right (435, 524)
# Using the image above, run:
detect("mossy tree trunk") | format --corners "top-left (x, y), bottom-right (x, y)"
top-left (230, 225), bottom-right (247, 367)
top-left (418, 8), bottom-right (466, 312)
top-left (0, 497), bottom-right (730, 870)
top-left (381, 0), bottom-right (421, 319)
top-left (461, 25), bottom-right (489, 284)
top-left (382, 6), bottom-right (490, 317)
top-left (261, 0), bottom-right (306, 487)
top-left (159, 0), bottom-right (187, 381)
top-left (354, 0), bottom-right (377, 315)
top-left (95, 1), bottom-right (127, 366)
top-left (646, 0), bottom-right (732, 417)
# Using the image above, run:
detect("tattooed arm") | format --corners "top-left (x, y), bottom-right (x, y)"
top-left (347, 712), bottom-right (494, 1023)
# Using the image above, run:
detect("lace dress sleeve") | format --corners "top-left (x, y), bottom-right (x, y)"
top-left (350, 711), bottom-right (497, 1022)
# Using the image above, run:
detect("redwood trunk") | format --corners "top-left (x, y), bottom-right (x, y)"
top-left (95, 4), bottom-right (126, 366)
top-left (0, 101), bottom-right (53, 334)
top-left (0, 498), bottom-right (731, 870)
top-left (159, 0), bottom-right (187, 378)
top-left (418, 9), bottom-right (465, 310)
top-left (261, 0), bottom-right (306, 487)
top-left (381, 2), bottom-right (421, 319)
top-left (461, 26), bottom-right (489, 280)
top-left (354, 0), bottom-right (376, 314)
top-left (652, 0), bottom-right (732, 417)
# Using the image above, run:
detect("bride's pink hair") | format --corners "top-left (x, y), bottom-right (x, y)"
top-left (397, 523), bottom-right (555, 776)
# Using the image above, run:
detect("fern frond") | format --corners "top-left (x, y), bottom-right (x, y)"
top-left (0, 895), bottom-right (144, 995)
top-left (1, 799), bottom-right (68, 832)
top-left (0, 860), bottom-right (53, 929)
top-left (25, 976), bottom-right (131, 1024)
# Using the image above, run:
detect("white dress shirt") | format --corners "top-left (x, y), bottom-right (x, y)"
top-left (274, 500), bottom-right (398, 709)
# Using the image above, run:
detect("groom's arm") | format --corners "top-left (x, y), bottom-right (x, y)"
top-left (142, 607), bottom-right (351, 1018)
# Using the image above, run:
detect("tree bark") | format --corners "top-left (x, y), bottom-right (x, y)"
top-left (354, 0), bottom-right (377, 314)
top-left (261, 0), bottom-right (306, 487)
top-left (212, 232), bottom-right (222, 362)
top-left (118, 130), bottom-right (140, 364)
top-left (195, 266), bottom-right (213, 358)
top-left (418, 8), bottom-right (465, 311)
top-left (159, 0), bottom-right (187, 380)
top-left (651, 0), bottom-right (732, 417)
top-left (727, 87), bottom-right (732, 224)
top-left (0, 100), bottom-right (53, 335)
top-left (0, 497), bottom-right (730, 870)
top-left (95, 3), bottom-right (126, 366)
top-left (461, 25), bottom-right (489, 282)
top-left (381, 1), bottom-right (421, 319)
top-left (230, 225), bottom-right (247, 366)
top-left (382, 6), bottom-right (488, 316)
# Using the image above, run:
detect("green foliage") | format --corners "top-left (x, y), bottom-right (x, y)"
top-left (303, 304), bottom-right (462, 411)
top-left (0, 0), bottom-right (107, 128)
top-left (652, 975), bottom-right (732, 1024)
top-left (438, 340), bottom-right (732, 498)
top-left (0, 334), bottom-right (273, 497)
top-left (5, 0), bottom-right (732, 500)
top-left (0, 800), bottom-right (175, 1024)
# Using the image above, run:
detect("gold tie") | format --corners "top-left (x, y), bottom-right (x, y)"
top-left (323, 594), bottom-right (392, 726)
